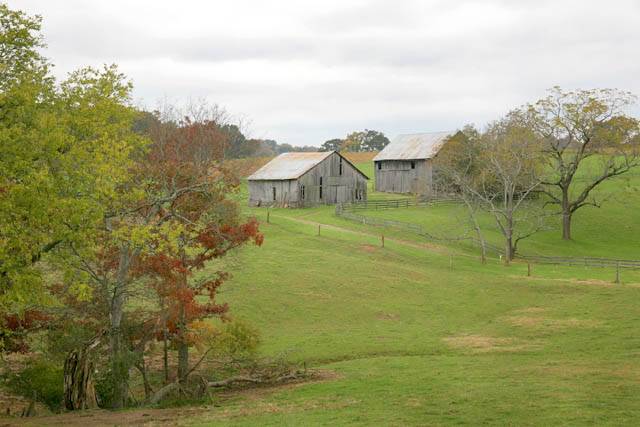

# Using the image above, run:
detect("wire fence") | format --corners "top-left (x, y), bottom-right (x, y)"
top-left (335, 204), bottom-right (504, 256)
top-left (335, 199), bottom-right (640, 271)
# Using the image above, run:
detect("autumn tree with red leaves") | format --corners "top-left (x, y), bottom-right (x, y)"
top-left (57, 102), bottom-right (262, 409)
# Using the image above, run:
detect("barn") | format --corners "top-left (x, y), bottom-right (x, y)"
top-left (373, 131), bottom-right (455, 195)
top-left (248, 151), bottom-right (368, 207)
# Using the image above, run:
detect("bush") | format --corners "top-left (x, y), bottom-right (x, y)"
top-left (6, 358), bottom-right (64, 412)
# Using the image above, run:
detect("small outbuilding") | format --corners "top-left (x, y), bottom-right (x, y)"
top-left (373, 131), bottom-right (455, 195)
top-left (248, 151), bottom-right (368, 207)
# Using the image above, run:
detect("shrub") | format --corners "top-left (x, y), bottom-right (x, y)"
top-left (6, 358), bottom-right (64, 412)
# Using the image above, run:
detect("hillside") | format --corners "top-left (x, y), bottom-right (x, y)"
top-left (192, 209), bottom-right (640, 424)
top-left (13, 159), bottom-right (640, 426)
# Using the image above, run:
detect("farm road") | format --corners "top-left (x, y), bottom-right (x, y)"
top-left (269, 213), bottom-right (461, 257)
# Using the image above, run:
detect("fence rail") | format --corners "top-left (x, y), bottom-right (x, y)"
top-left (336, 199), bottom-right (640, 271)
top-left (517, 255), bottom-right (640, 269)
top-left (336, 205), bottom-right (504, 255)
top-left (340, 196), bottom-right (460, 211)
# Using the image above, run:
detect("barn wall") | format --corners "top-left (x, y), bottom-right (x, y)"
top-left (248, 152), bottom-right (368, 207)
top-left (298, 152), bottom-right (368, 205)
top-left (248, 179), bottom-right (299, 207)
top-left (374, 159), bottom-right (432, 194)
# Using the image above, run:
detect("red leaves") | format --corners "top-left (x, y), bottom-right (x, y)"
top-left (141, 217), bottom-right (262, 348)
top-left (3, 309), bottom-right (50, 331)
top-left (1, 309), bottom-right (52, 352)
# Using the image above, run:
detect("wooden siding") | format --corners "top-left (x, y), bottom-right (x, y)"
top-left (374, 159), bottom-right (432, 194)
top-left (248, 179), bottom-right (298, 206)
top-left (248, 152), bottom-right (367, 207)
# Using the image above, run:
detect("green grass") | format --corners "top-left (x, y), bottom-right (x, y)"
top-left (251, 160), bottom-right (640, 260)
top-left (356, 171), bottom-right (640, 259)
top-left (182, 209), bottom-right (640, 425)
top-left (178, 160), bottom-right (640, 425)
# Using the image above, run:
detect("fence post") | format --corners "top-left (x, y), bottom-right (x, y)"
top-left (615, 261), bottom-right (620, 284)
top-left (318, 224), bottom-right (321, 236)
top-left (381, 234), bottom-right (385, 248)
top-left (527, 262), bottom-right (531, 277)
top-left (266, 210), bottom-right (270, 224)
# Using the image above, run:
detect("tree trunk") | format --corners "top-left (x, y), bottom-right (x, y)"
top-left (109, 246), bottom-right (133, 409)
top-left (562, 211), bottom-right (572, 240)
top-left (135, 361), bottom-right (153, 400)
top-left (504, 238), bottom-right (512, 265)
top-left (177, 341), bottom-right (189, 383)
top-left (109, 331), bottom-right (129, 409)
top-left (163, 327), bottom-right (169, 384)
top-left (63, 335), bottom-right (102, 410)
top-left (504, 214), bottom-right (514, 265)
top-left (561, 187), bottom-right (572, 240)
top-left (177, 243), bottom-right (189, 385)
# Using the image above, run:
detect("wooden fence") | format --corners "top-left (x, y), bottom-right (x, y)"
top-left (517, 255), bottom-right (640, 270)
top-left (335, 200), bottom-right (640, 271)
top-left (335, 205), bottom-right (504, 255)
top-left (339, 196), bottom-right (460, 211)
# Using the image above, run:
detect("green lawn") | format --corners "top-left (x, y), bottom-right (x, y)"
top-left (169, 160), bottom-right (640, 425)
top-left (187, 215), bottom-right (640, 426)
top-left (239, 160), bottom-right (640, 260)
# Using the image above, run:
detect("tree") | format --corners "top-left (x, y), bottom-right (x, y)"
top-left (527, 87), bottom-right (640, 240)
top-left (1, 5), bottom-right (145, 351)
top-left (0, 3), bottom-right (47, 90)
top-left (434, 126), bottom-right (489, 263)
top-left (479, 114), bottom-right (547, 262)
top-left (137, 110), bottom-right (263, 386)
top-left (339, 129), bottom-right (390, 152)
top-left (0, 3), bottom-right (56, 315)
top-left (321, 138), bottom-right (343, 152)
top-left (57, 102), bottom-right (263, 408)
top-left (360, 129), bottom-right (390, 151)
top-left (436, 115), bottom-right (546, 263)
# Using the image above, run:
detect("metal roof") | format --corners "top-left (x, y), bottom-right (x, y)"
top-left (247, 151), bottom-right (334, 180)
top-left (373, 131), bottom-right (455, 161)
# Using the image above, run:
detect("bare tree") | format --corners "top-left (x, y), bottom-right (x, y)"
top-left (436, 116), bottom-right (547, 263)
top-left (435, 126), bottom-right (489, 263)
top-left (526, 87), bottom-right (640, 240)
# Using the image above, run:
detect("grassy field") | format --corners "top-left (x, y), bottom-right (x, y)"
top-left (181, 211), bottom-right (640, 425)
top-left (238, 158), bottom-right (640, 260)
top-left (353, 164), bottom-right (640, 259)
top-left (15, 157), bottom-right (640, 426)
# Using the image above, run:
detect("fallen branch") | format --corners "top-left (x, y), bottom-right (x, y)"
top-left (208, 376), bottom-right (262, 388)
top-left (208, 370), bottom-right (306, 388)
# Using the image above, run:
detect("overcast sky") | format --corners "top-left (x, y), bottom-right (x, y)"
top-left (10, 0), bottom-right (640, 146)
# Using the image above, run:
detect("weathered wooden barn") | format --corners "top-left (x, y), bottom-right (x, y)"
top-left (373, 131), bottom-right (455, 195)
top-left (248, 151), bottom-right (368, 207)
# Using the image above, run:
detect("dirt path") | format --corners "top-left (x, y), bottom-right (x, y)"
top-left (271, 214), bottom-right (480, 258)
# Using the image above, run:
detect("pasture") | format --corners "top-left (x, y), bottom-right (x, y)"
top-left (151, 158), bottom-right (640, 425)
top-left (194, 198), bottom-right (640, 425)
top-left (12, 158), bottom-right (640, 426)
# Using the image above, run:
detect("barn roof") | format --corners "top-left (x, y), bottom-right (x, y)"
top-left (248, 151), bottom-right (368, 181)
top-left (373, 131), bottom-right (455, 161)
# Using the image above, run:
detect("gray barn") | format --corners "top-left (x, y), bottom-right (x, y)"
top-left (248, 151), bottom-right (368, 207)
top-left (373, 131), bottom-right (454, 195)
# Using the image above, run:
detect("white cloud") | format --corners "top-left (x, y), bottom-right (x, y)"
top-left (9, 0), bottom-right (640, 145)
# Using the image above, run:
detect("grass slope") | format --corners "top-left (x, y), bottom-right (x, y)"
top-left (184, 214), bottom-right (640, 425)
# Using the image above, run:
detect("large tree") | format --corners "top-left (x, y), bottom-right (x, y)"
top-left (321, 138), bottom-right (343, 152)
top-left (58, 103), bottom-right (262, 408)
top-left (527, 87), bottom-right (640, 240)
top-left (341, 129), bottom-right (390, 152)
top-left (1, 5), bottom-right (144, 347)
